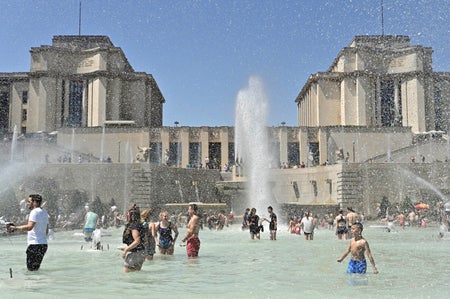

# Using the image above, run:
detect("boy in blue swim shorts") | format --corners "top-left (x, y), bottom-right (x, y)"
top-left (337, 223), bottom-right (378, 274)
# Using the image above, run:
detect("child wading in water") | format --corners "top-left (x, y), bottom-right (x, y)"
top-left (337, 223), bottom-right (378, 274)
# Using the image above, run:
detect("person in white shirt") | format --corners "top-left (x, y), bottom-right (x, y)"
top-left (301, 212), bottom-right (315, 240)
top-left (8, 194), bottom-right (49, 271)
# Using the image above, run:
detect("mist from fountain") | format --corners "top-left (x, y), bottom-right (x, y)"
top-left (235, 76), bottom-right (275, 215)
top-left (446, 133), bottom-right (450, 161)
top-left (100, 126), bottom-right (106, 162)
top-left (399, 167), bottom-right (448, 202)
top-left (175, 180), bottom-right (184, 202)
top-left (70, 128), bottom-right (75, 163)
top-left (386, 133), bottom-right (392, 162)
top-left (10, 125), bottom-right (18, 161)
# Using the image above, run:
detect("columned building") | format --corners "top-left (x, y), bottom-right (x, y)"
top-left (296, 35), bottom-right (450, 133)
top-left (0, 35), bottom-right (164, 135)
top-left (295, 35), bottom-right (450, 165)
top-left (1, 35), bottom-right (448, 169)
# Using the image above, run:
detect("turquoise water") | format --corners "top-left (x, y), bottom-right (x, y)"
top-left (1, 224), bottom-right (449, 298)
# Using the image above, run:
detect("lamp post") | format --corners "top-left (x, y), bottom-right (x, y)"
top-left (118, 140), bottom-right (121, 163)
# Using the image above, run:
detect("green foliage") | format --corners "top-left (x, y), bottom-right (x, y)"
top-left (65, 189), bottom-right (89, 214)
top-left (109, 197), bottom-right (116, 207)
top-left (90, 196), bottom-right (108, 216)
top-left (378, 196), bottom-right (391, 218)
top-left (400, 196), bottom-right (415, 213)
top-left (0, 187), bottom-right (19, 220)
top-left (25, 176), bottom-right (59, 219)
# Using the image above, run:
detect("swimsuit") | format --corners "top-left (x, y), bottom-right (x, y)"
top-left (337, 216), bottom-right (347, 234)
top-left (269, 213), bottom-right (277, 231)
top-left (347, 259), bottom-right (367, 274)
top-left (337, 226), bottom-right (348, 234)
top-left (142, 221), bottom-right (156, 256)
top-left (158, 223), bottom-right (173, 249)
top-left (186, 237), bottom-right (201, 258)
top-left (249, 214), bottom-right (260, 235)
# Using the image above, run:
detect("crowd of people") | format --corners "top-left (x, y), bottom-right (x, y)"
top-left (6, 195), bottom-right (202, 274)
top-left (118, 203), bottom-right (201, 272)
top-left (8, 193), bottom-right (448, 276)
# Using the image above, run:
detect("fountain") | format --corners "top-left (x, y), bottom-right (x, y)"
top-left (99, 126), bottom-right (105, 162)
top-left (385, 133), bottom-right (392, 162)
top-left (1, 225), bottom-right (450, 297)
top-left (174, 180), bottom-right (184, 202)
top-left (399, 168), bottom-right (449, 202)
top-left (193, 181), bottom-right (200, 202)
top-left (10, 125), bottom-right (18, 161)
top-left (235, 76), bottom-right (277, 216)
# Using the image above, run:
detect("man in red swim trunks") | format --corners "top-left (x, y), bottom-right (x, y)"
top-left (182, 203), bottom-right (201, 258)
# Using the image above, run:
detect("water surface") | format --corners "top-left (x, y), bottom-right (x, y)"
top-left (1, 224), bottom-right (449, 298)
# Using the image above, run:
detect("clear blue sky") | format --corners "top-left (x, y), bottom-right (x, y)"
top-left (1, 0), bottom-right (448, 127)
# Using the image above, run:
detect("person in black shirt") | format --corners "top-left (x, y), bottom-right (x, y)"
top-left (263, 206), bottom-right (278, 240)
top-left (122, 204), bottom-right (145, 273)
top-left (247, 208), bottom-right (261, 240)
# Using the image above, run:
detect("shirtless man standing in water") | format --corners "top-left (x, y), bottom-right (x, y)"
top-left (337, 223), bottom-right (378, 274)
top-left (346, 207), bottom-right (359, 238)
top-left (182, 203), bottom-right (201, 258)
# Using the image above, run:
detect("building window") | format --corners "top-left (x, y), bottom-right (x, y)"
top-left (61, 80), bottom-right (66, 126)
top-left (150, 142), bottom-right (162, 164)
top-left (68, 81), bottom-right (83, 127)
top-left (308, 142), bottom-right (320, 166)
top-left (22, 91), bottom-right (28, 104)
top-left (0, 91), bottom-right (9, 132)
top-left (208, 142), bottom-right (221, 169)
top-left (168, 142), bottom-right (181, 167)
top-left (396, 81), bottom-right (402, 126)
top-left (228, 143), bottom-right (235, 165)
top-left (288, 142), bottom-right (300, 166)
top-left (189, 142), bottom-right (201, 168)
top-left (380, 79), bottom-right (395, 126)
top-left (22, 109), bottom-right (27, 121)
top-left (434, 88), bottom-right (443, 131)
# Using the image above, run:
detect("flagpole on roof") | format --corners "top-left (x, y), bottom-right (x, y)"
top-left (381, 0), bottom-right (384, 36)
top-left (78, 0), bottom-right (82, 36)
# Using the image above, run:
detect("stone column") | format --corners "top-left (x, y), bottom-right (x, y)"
top-left (180, 128), bottom-right (190, 168)
top-left (298, 127), bottom-right (308, 165)
top-left (200, 127), bottom-right (209, 168)
top-left (160, 127), bottom-right (170, 165)
top-left (318, 128), bottom-right (328, 165)
top-left (279, 126), bottom-right (288, 165)
top-left (220, 127), bottom-right (229, 169)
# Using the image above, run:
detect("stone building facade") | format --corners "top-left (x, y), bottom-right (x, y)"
top-left (296, 35), bottom-right (450, 133)
top-left (1, 35), bottom-right (449, 217)
top-left (0, 35), bottom-right (164, 135)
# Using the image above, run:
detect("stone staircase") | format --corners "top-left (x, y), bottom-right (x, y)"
top-left (336, 167), bottom-right (363, 210)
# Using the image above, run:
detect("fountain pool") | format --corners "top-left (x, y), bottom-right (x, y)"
top-left (1, 224), bottom-right (449, 298)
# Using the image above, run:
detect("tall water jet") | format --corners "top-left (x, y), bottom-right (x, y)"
top-left (100, 126), bottom-right (105, 162)
top-left (71, 128), bottom-right (75, 163)
top-left (175, 180), bottom-right (184, 202)
top-left (10, 125), bottom-right (18, 161)
top-left (235, 76), bottom-right (274, 214)
top-left (123, 140), bottom-right (134, 212)
top-left (386, 133), bottom-right (392, 162)
top-left (399, 168), bottom-right (448, 202)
